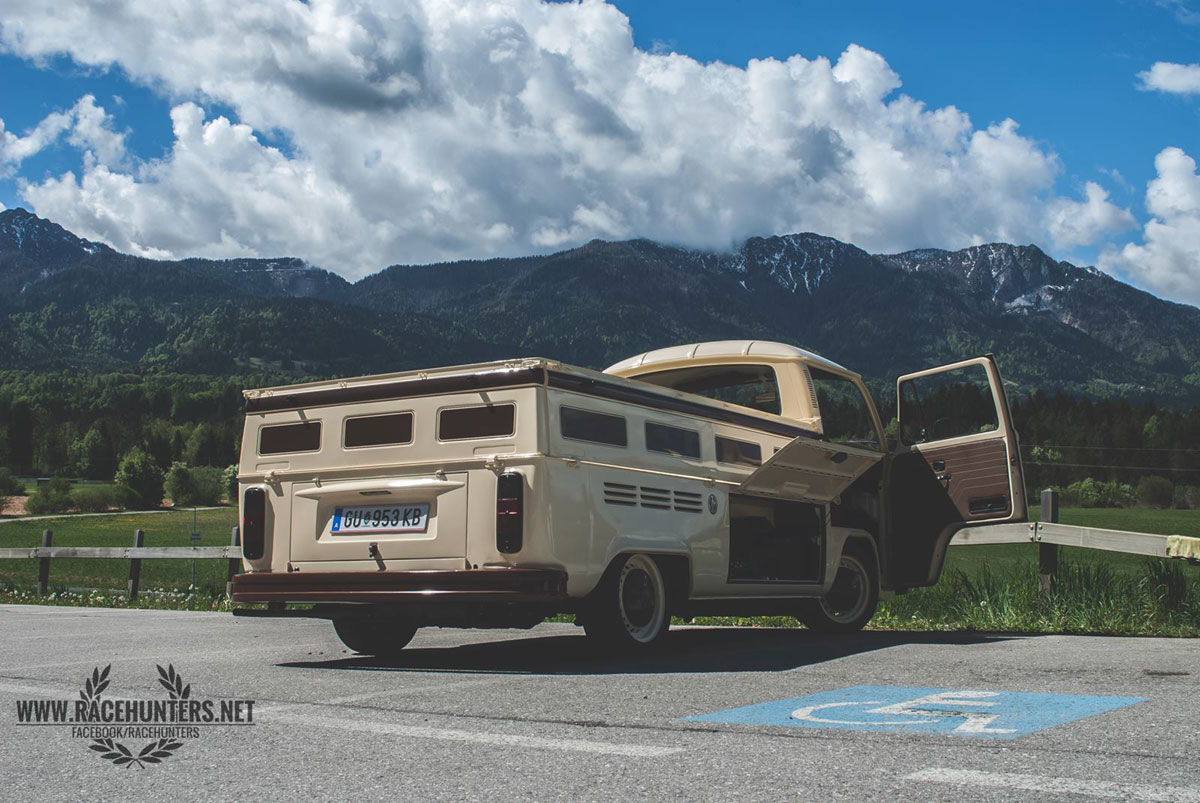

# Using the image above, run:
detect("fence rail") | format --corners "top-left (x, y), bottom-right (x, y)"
top-left (0, 527), bottom-right (243, 599)
top-left (0, 546), bottom-right (242, 559)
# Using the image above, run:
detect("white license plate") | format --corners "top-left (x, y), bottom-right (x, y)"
top-left (331, 503), bottom-right (430, 535)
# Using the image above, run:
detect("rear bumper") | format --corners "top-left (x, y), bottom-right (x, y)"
top-left (230, 568), bottom-right (569, 605)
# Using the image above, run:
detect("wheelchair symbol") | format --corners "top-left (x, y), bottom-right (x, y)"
top-left (790, 690), bottom-right (1017, 734)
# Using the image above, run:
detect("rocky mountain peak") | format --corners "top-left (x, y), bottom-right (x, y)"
top-left (0, 207), bottom-right (112, 267)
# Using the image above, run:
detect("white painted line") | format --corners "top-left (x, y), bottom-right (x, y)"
top-left (270, 709), bottom-right (683, 758)
top-left (262, 676), bottom-right (521, 715)
top-left (0, 640), bottom-right (328, 672)
top-left (907, 768), bottom-right (1200, 802)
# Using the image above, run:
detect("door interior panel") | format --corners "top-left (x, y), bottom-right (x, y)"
top-left (916, 438), bottom-right (1012, 521)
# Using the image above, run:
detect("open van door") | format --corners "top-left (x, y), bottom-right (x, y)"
top-left (738, 436), bottom-right (882, 505)
top-left (886, 355), bottom-right (1027, 588)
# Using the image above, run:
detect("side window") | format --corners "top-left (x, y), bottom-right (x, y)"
top-left (899, 364), bottom-right (999, 444)
top-left (438, 404), bottom-right (515, 441)
top-left (259, 422), bottom-right (321, 455)
top-left (344, 412), bottom-right (414, 448)
top-left (560, 406), bottom-right (627, 447)
top-left (715, 436), bottom-right (762, 466)
top-left (807, 368), bottom-right (880, 450)
top-left (645, 422), bottom-right (701, 459)
top-left (633, 364), bottom-right (781, 415)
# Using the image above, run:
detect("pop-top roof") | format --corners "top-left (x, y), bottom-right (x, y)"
top-left (604, 340), bottom-right (852, 375)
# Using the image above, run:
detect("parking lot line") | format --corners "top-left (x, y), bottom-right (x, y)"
top-left (269, 709), bottom-right (684, 757)
top-left (906, 768), bottom-right (1200, 802)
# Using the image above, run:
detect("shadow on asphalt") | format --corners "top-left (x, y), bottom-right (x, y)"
top-left (279, 628), bottom-right (1017, 676)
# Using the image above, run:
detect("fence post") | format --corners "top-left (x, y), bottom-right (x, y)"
top-left (1039, 488), bottom-right (1059, 596)
top-left (37, 530), bottom-right (52, 595)
top-left (127, 529), bottom-right (145, 601)
top-left (226, 526), bottom-right (241, 600)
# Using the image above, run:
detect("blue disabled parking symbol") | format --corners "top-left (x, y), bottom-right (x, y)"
top-left (685, 686), bottom-right (1145, 739)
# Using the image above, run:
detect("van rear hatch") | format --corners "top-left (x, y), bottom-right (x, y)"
top-left (239, 361), bottom-right (546, 571)
top-left (289, 473), bottom-right (468, 565)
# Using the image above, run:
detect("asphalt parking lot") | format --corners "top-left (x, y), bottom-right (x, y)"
top-left (2, 604), bottom-right (1198, 802)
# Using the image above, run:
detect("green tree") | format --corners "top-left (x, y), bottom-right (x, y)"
top-left (114, 447), bottom-right (164, 509)
top-left (69, 427), bottom-right (115, 480)
top-left (25, 478), bottom-right (73, 515)
top-left (164, 461), bottom-right (195, 506)
top-left (223, 464), bottom-right (239, 503)
top-left (1137, 475), bottom-right (1174, 508)
top-left (184, 422), bottom-right (231, 467)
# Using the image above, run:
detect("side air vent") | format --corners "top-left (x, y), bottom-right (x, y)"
top-left (673, 490), bottom-right (703, 513)
top-left (803, 366), bottom-right (820, 413)
top-left (639, 486), bottom-right (672, 510)
top-left (603, 481), bottom-right (637, 506)
top-left (602, 482), bottom-right (702, 513)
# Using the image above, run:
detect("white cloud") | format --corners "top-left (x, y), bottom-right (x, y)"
top-left (1047, 182), bottom-right (1136, 249)
top-left (1101, 147), bottom-right (1200, 305)
top-left (0, 95), bottom-right (126, 177)
top-left (1137, 61), bottom-right (1200, 95)
top-left (0, 110), bottom-right (72, 176)
top-left (0, 0), bottom-right (1140, 278)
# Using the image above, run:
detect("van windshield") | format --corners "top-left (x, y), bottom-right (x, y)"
top-left (633, 364), bottom-right (781, 415)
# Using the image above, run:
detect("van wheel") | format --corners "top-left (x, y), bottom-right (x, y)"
top-left (797, 549), bottom-right (878, 633)
top-left (332, 618), bottom-right (418, 657)
top-left (584, 554), bottom-right (669, 649)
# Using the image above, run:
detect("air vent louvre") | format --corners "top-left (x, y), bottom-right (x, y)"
top-left (602, 482), bottom-right (702, 513)
top-left (639, 486), bottom-right (672, 510)
top-left (603, 481), bottom-right (637, 506)
top-left (803, 366), bottom-right (820, 413)
top-left (673, 490), bottom-right (702, 513)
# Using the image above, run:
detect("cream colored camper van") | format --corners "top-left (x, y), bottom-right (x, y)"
top-left (231, 341), bottom-right (1026, 654)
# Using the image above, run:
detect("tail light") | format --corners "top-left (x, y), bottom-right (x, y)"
top-left (495, 472), bottom-right (524, 554)
top-left (242, 487), bottom-right (267, 560)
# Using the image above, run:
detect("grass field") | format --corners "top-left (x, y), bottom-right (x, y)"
top-left (1, 505), bottom-right (1198, 633)
top-left (0, 507), bottom-right (238, 598)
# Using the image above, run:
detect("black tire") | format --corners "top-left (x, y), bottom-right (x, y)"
top-left (583, 554), bottom-right (670, 649)
top-left (797, 547), bottom-right (879, 633)
top-left (332, 618), bottom-right (418, 657)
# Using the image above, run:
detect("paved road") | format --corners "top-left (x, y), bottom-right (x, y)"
top-left (1, 605), bottom-right (1197, 802)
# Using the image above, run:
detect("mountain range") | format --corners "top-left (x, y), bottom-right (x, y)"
top-left (1, 207), bottom-right (1198, 403)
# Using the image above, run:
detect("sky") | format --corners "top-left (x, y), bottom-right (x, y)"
top-left (0, 0), bottom-right (1198, 306)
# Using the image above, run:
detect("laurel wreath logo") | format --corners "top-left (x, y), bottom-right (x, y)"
top-left (81, 664), bottom-right (188, 768)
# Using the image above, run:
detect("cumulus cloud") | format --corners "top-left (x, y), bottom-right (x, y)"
top-left (1137, 61), bottom-right (1200, 95)
top-left (0, 0), bottom-right (1139, 277)
top-left (1047, 182), bottom-right (1136, 249)
top-left (0, 95), bottom-right (125, 177)
top-left (1101, 147), bottom-right (1200, 306)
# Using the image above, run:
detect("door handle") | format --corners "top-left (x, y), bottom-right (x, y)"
top-left (936, 473), bottom-right (952, 484)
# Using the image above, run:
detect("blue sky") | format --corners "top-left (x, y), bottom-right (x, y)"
top-left (0, 0), bottom-right (1198, 304)
top-left (613, 0), bottom-right (1199, 206)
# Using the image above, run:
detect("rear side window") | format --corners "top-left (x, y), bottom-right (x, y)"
top-left (716, 436), bottom-right (762, 466)
top-left (561, 406), bottom-right (627, 447)
top-left (439, 404), bottom-right (515, 441)
top-left (259, 422), bottom-right (321, 455)
top-left (645, 422), bottom-right (701, 459)
top-left (344, 412), bottom-right (414, 448)
top-left (634, 364), bottom-right (781, 415)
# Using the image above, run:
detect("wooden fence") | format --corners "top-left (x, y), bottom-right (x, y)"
top-left (0, 526), bottom-right (243, 600)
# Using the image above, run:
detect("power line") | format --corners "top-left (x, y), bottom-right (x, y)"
top-left (1023, 460), bottom-right (1200, 473)
top-left (1025, 444), bottom-right (1200, 454)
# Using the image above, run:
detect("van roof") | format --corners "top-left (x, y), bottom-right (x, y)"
top-left (604, 340), bottom-right (852, 376)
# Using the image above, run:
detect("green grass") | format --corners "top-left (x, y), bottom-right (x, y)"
top-left (3, 505), bottom-right (1199, 634)
top-left (0, 507), bottom-right (239, 597)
